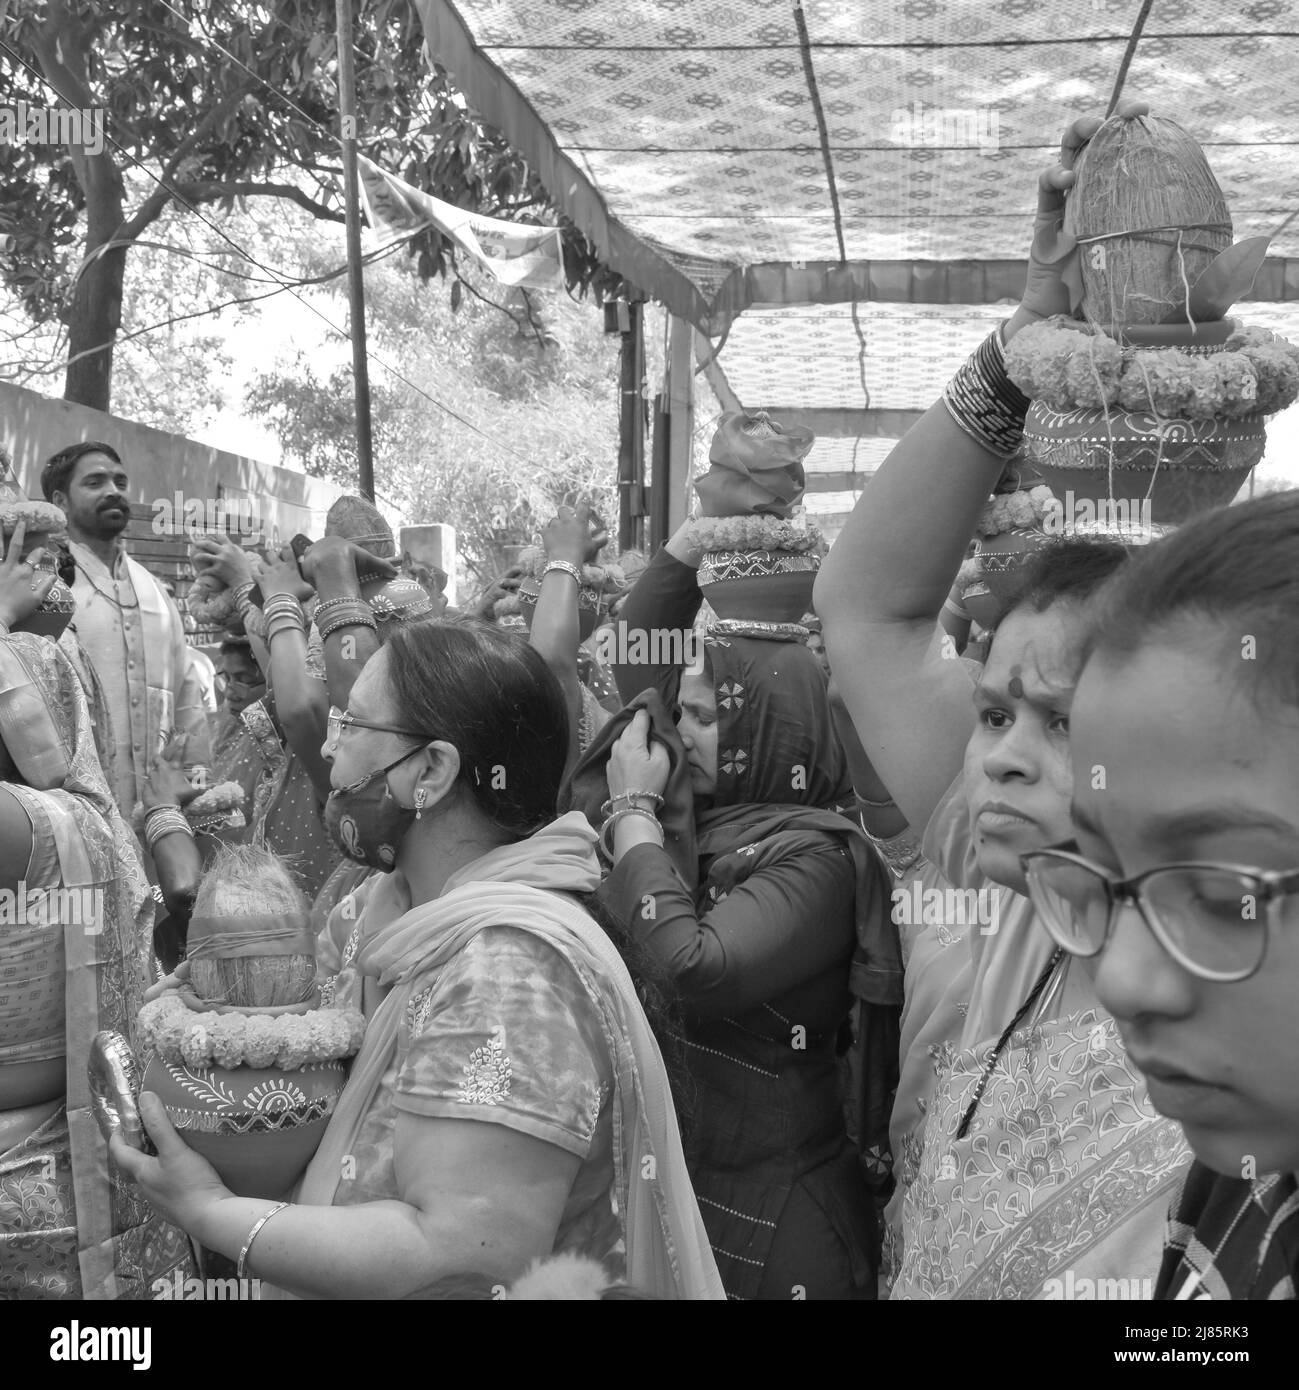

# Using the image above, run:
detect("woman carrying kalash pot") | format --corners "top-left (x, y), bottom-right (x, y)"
top-left (1022, 492), bottom-right (1299, 1300)
top-left (113, 618), bottom-right (722, 1300)
top-left (815, 101), bottom-right (1192, 1299)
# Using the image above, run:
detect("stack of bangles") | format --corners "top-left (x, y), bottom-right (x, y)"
top-left (941, 323), bottom-right (1032, 459)
top-left (542, 560), bottom-right (583, 585)
top-left (262, 594), bottom-right (306, 643)
top-left (143, 804), bottom-right (194, 853)
top-left (231, 581), bottom-right (258, 623)
top-left (598, 790), bottom-right (664, 860)
top-left (314, 596), bottom-right (378, 641)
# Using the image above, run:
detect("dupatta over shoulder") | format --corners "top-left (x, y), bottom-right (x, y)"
top-left (296, 812), bottom-right (724, 1300)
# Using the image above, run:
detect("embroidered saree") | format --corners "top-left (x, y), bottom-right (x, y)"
top-left (0, 633), bottom-right (194, 1298)
top-left (889, 774), bottom-right (1190, 1299)
top-left (881, 855), bottom-right (974, 1284)
top-left (239, 696), bottom-right (341, 900)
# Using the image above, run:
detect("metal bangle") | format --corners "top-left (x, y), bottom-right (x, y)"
top-left (144, 806), bottom-right (193, 852)
top-left (312, 596), bottom-right (367, 616)
top-left (318, 611), bottom-right (378, 640)
top-left (236, 1200), bottom-right (291, 1281)
top-left (541, 560), bottom-right (583, 586)
top-left (599, 805), bottom-right (663, 861)
top-left (599, 790), bottom-right (665, 816)
top-left (266, 614), bottom-right (307, 642)
top-left (262, 595), bottom-right (305, 619)
top-left (314, 600), bottom-right (372, 620)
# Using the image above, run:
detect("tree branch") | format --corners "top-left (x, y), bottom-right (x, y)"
top-left (519, 288), bottom-right (548, 349)
top-left (116, 184), bottom-right (173, 244)
top-left (177, 181), bottom-right (344, 223)
top-left (452, 265), bottom-right (527, 333)
top-left (160, 84), bottom-right (255, 182)
top-left (27, 0), bottom-right (95, 109)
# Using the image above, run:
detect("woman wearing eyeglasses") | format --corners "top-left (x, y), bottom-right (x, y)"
top-left (112, 617), bottom-right (723, 1299)
top-left (1022, 491), bottom-right (1299, 1300)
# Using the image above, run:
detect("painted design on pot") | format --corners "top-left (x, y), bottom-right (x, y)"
top-left (152, 1058), bottom-right (344, 1124)
top-left (516, 577), bottom-right (607, 642)
top-left (697, 549), bottom-right (821, 584)
top-left (165, 1094), bottom-right (338, 1135)
top-left (142, 1054), bottom-right (348, 1195)
top-left (697, 549), bottom-right (821, 625)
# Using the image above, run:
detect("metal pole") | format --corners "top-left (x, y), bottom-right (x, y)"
top-left (617, 302), bottom-right (644, 551)
top-left (631, 300), bottom-right (646, 551)
top-left (336, 0), bottom-right (375, 499)
top-left (664, 314), bottom-right (694, 543)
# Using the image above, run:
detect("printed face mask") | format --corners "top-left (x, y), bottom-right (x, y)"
top-left (323, 747), bottom-right (423, 871)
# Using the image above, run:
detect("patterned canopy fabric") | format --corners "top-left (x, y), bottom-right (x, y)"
top-left (411, 1), bottom-right (1299, 524)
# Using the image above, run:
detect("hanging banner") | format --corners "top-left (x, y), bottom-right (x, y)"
top-left (354, 153), bottom-right (564, 289)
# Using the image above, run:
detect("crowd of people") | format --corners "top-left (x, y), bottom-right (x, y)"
top-left (1, 104), bottom-right (1296, 1302)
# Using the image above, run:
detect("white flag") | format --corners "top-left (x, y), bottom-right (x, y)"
top-left (355, 153), bottom-right (563, 289)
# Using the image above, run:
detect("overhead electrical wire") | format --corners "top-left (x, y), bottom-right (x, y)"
top-left (0, 33), bottom-right (530, 466)
top-left (792, 1), bottom-right (870, 477)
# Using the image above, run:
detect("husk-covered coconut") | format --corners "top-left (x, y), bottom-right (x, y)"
top-left (187, 843), bottom-right (317, 1009)
top-left (1065, 115), bottom-right (1232, 329)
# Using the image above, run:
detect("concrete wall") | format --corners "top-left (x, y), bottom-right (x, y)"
top-left (0, 380), bottom-right (344, 546)
top-left (399, 523), bottom-right (457, 606)
top-left (0, 380), bottom-right (353, 641)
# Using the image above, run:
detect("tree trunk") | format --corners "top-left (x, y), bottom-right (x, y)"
top-left (63, 153), bottom-right (127, 412)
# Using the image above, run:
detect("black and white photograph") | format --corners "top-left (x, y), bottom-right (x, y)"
top-left (0, 0), bottom-right (1293, 1360)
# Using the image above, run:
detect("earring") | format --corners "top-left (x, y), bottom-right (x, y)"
top-left (415, 788), bottom-right (427, 820)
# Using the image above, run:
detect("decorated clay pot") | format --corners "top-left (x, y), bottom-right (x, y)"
top-left (143, 1056), bottom-right (346, 1199)
top-left (21, 574), bottom-right (76, 639)
top-left (963, 529), bottom-right (1049, 629)
top-left (1, 516), bottom-right (74, 638)
top-left (1022, 402), bottom-right (1262, 525)
top-left (697, 550), bottom-right (819, 623)
top-left (516, 577), bottom-right (606, 641)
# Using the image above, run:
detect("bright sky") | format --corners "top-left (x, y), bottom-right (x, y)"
top-left (188, 289), bottom-right (347, 466)
top-left (1255, 401), bottom-right (1299, 486)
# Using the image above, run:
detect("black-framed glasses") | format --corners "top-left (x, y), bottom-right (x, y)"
top-left (326, 705), bottom-right (429, 744)
top-left (1021, 846), bottom-right (1299, 983)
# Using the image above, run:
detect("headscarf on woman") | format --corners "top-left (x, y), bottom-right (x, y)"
top-left (0, 633), bottom-right (194, 1298)
top-left (565, 632), bottom-right (903, 1194)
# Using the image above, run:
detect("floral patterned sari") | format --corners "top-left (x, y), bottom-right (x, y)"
top-left (889, 775), bottom-right (1190, 1299)
top-left (0, 633), bottom-right (194, 1298)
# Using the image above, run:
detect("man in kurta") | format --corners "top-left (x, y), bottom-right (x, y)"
top-left (41, 441), bottom-right (211, 818)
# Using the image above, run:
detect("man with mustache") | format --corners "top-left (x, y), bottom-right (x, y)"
top-left (42, 442), bottom-right (211, 820)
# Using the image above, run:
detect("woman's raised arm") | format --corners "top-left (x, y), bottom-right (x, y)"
top-left (813, 110), bottom-right (1131, 834)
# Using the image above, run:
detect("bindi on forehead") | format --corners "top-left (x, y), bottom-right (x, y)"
top-left (1008, 664), bottom-right (1025, 701)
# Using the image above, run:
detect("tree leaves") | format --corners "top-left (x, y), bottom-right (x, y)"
top-left (238, 215), bottom-right (621, 579)
top-left (2, 0), bottom-right (622, 404)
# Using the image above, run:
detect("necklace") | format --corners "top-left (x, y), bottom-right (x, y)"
top-left (72, 545), bottom-right (140, 610)
top-left (954, 946), bottom-right (1065, 1141)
